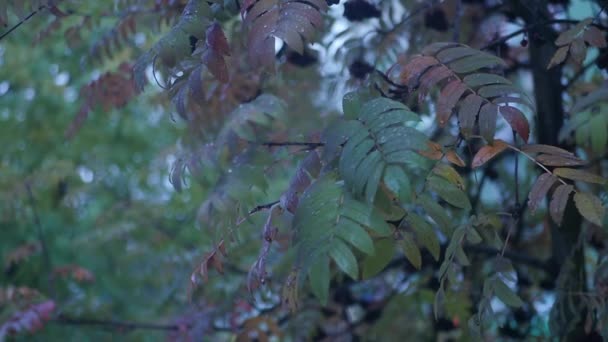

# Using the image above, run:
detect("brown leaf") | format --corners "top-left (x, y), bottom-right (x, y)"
top-left (520, 144), bottom-right (574, 156)
top-left (553, 168), bottom-right (606, 184)
top-left (555, 18), bottom-right (593, 46)
top-left (478, 102), bottom-right (498, 142)
top-left (445, 150), bottom-right (465, 167)
top-left (547, 46), bottom-right (569, 69)
top-left (583, 26), bottom-right (607, 48)
top-left (570, 38), bottom-right (587, 66)
top-left (550, 184), bottom-right (573, 225)
top-left (437, 80), bottom-right (468, 127)
top-left (472, 139), bottom-right (508, 168)
top-left (536, 154), bottom-right (586, 166)
top-left (499, 106), bottom-right (530, 142)
top-left (458, 93), bottom-right (483, 138)
top-left (527, 173), bottom-right (558, 213)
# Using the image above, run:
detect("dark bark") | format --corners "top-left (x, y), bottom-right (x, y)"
top-left (510, 1), bottom-right (586, 339)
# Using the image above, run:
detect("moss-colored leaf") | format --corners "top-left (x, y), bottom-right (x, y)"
top-left (493, 278), bottom-right (524, 307)
top-left (362, 239), bottom-right (396, 279)
top-left (574, 192), bottom-right (605, 226)
top-left (553, 168), bottom-right (606, 185)
top-left (399, 232), bottom-right (421, 269)
top-left (428, 176), bottom-right (471, 210)
top-left (406, 213), bottom-right (440, 261)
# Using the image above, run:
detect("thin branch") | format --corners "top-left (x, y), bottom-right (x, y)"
top-left (258, 141), bottom-right (324, 149)
top-left (248, 200), bottom-right (280, 215)
top-left (0, 6), bottom-right (46, 41)
top-left (482, 19), bottom-right (608, 51)
top-left (53, 315), bottom-right (186, 332)
top-left (465, 244), bottom-right (552, 273)
top-left (564, 54), bottom-right (602, 90)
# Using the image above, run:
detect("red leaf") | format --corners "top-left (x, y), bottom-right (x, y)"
top-left (472, 139), bottom-right (509, 168)
top-left (500, 106), bottom-right (530, 142)
top-left (437, 80), bottom-right (468, 127)
top-left (206, 22), bottom-right (230, 56)
top-left (202, 50), bottom-right (229, 83)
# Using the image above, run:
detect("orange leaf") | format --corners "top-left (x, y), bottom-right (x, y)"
top-left (418, 141), bottom-right (444, 160)
top-left (472, 139), bottom-right (509, 168)
top-left (445, 150), bottom-right (465, 167)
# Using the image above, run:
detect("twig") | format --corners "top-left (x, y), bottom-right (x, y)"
top-left (482, 19), bottom-right (608, 51)
top-left (564, 54), bottom-right (602, 90)
top-left (0, 6), bottom-right (46, 41)
top-left (258, 141), bottom-right (324, 149)
top-left (248, 200), bottom-right (280, 215)
top-left (53, 315), bottom-right (186, 332)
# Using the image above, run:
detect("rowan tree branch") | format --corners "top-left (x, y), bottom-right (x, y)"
top-left (53, 315), bottom-right (186, 332)
top-left (258, 141), bottom-right (324, 149)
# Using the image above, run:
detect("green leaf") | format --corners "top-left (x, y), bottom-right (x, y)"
top-left (294, 174), bottom-right (390, 277)
top-left (343, 91), bottom-right (362, 119)
top-left (416, 194), bottom-right (453, 236)
top-left (493, 278), bottom-right (524, 307)
top-left (406, 213), bottom-right (440, 261)
top-left (329, 239), bottom-right (359, 280)
top-left (337, 97), bottom-right (426, 202)
top-left (432, 163), bottom-right (465, 190)
top-left (399, 232), bottom-right (422, 269)
top-left (466, 227), bottom-right (483, 244)
top-left (589, 114), bottom-right (607, 155)
top-left (383, 165), bottom-right (413, 203)
top-left (574, 192), bottom-right (605, 226)
top-left (309, 256), bottom-right (330, 305)
top-left (428, 176), bottom-right (472, 210)
top-left (335, 219), bottom-right (375, 255)
top-left (362, 239), bottom-right (396, 279)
